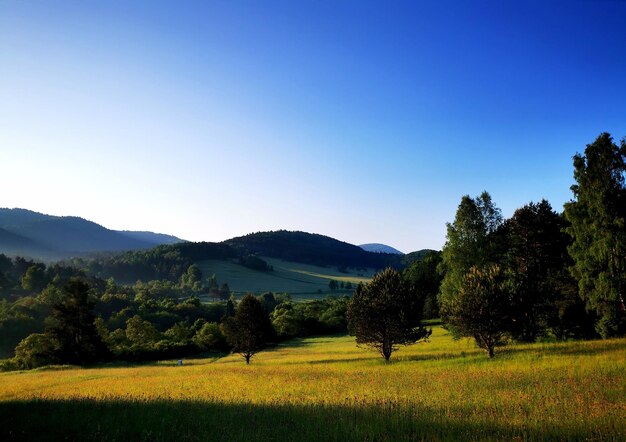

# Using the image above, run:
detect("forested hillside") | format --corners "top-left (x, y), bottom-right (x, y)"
top-left (224, 231), bottom-right (398, 269)
top-left (0, 209), bottom-right (183, 260)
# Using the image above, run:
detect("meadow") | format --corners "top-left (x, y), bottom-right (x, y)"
top-left (1, 326), bottom-right (625, 441)
top-left (196, 257), bottom-right (374, 299)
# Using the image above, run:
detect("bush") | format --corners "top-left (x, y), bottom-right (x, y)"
top-left (13, 333), bottom-right (57, 369)
top-left (193, 322), bottom-right (229, 352)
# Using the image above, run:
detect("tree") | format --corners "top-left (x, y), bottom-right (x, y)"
top-left (502, 200), bottom-right (571, 341)
top-left (219, 283), bottom-right (231, 300)
top-left (193, 322), bottom-right (229, 352)
top-left (403, 251), bottom-right (443, 319)
top-left (222, 294), bottom-right (274, 364)
top-left (347, 268), bottom-right (431, 362)
top-left (13, 333), bottom-right (57, 369)
top-left (447, 265), bottom-right (511, 358)
top-left (271, 302), bottom-right (304, 337)
top-left (164, 321), bottom-right (193, 344)
top-left (439, 192), bottom-right (503, 326)
top-left (328, 280), bottom-right (338, 291)
top-left (260, 292), bottom-right (279, 313)
top-left (45, 279), bottom-right (108, 365)
top-left (564, 133), bottom-right (626, 337)
top-left (21, 264), bottom-right (48, 292)
top-left (223, 295), bottom-right (236, 320)
top-left (125, 315), bottom-right (160, 346)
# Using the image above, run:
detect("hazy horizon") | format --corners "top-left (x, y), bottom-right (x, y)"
top-left (2, 1), bottom-right (625, 251)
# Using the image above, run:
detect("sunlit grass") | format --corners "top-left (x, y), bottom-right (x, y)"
top-left (1, 326), bottom-right (624, 441)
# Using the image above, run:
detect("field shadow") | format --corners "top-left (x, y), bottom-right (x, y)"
top-left (497, 338), bottom-right (626, 359)
top-left (0, 398), bottom-right (609, 442)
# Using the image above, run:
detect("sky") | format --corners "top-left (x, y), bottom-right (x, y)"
top-left (1, 0), bottom-right (625, 252)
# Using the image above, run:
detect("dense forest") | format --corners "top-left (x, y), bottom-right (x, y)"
top-left (1, 132), bottom-right (624, 369)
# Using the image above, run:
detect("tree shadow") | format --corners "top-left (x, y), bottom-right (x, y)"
top-left (0, 398), bottom-right (613, 441)
top-left (497, 338), bottom-right (626, 359)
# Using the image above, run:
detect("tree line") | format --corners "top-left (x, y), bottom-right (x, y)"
top-left (0, 253), bottom-right (350, 368)
top-left (344, 132), bottom-right (625, 361)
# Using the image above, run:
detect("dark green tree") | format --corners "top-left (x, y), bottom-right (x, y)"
top-left (439, 192), bottom-right (503, 325)
top-left (45, 279), bottom-right (108, 365)
top-left (260, 292), bottom-right (279, 313)
top-left (223, 294), bottom-right (236, 320)
top-left (403, 251), bottom-right (443, 319)
top-left (347, 268), bottom-right (431, 362)
top-left (564, 133), bottom-right (626, 337)
top-left (502, 200), bottom-right (571, 341)
top-left (222, 294), bottom-right (274, 364)
top-left (447, 264), bottom-right (511, 358)
top-left (219, 283), bottom-right (231, 301)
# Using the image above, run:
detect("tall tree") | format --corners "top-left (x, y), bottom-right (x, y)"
top-left (564, 133), bottom-right (626, 338)
top-left (222, 294), bottom-right (274, 364)
top-left (502, 200), bottom-right (570, 341)
top-left (447, 264), bottom-right (511, 358)
top-left (347, 268), bottom-right (431, 362)
top-left (439, 192), bottom-right (503, 325)
top-left (46, 279), bottom-right (108, 365)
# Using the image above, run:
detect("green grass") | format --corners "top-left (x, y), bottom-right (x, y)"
top-left (1, 326), bottom-right (624, 441)
top-left (196, 257), bottom-right (375, 300)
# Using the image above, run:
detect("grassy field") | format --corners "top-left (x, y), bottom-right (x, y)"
top-left (1, 326), bottom-right (624, 441)
top-left (196, 257), bottom-right (375, 300)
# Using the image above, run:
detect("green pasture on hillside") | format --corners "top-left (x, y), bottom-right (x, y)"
top-left (196, 257), bottom-right (375, 300)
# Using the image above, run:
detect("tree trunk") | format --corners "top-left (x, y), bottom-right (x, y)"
top-left (245, 354), bottom-right (251, 364)
top-left (382, 337), bottom-right (392, 363)
top-left (487, 344), bottom-right (495, 358)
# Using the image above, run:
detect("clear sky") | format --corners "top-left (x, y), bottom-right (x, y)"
top-left (1, 1), bottom-right (625, 252)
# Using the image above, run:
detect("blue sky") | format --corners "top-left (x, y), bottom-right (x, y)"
top-left (1, 1), bottom-right (625, 252)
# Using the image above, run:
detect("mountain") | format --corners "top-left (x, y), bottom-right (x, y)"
top-left (359, 243), bottom-right (404, 255)
top-left (0, 208), bottom-right (183, 260)
top-left (402, 249), bottom-right (440, 266)
top-left (223, 230), bottom-right (399, 269)
top-left (0, 227), bottom-right (54, 258)
top-left (117, 231), bottom-right (183, 245)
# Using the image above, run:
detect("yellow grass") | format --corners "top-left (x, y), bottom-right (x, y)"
top-left (1, 326), bottom-right (625, 440)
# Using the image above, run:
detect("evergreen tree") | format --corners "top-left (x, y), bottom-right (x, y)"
top-left (222, 294), bottom-right (274, 364)
top-left (503, 200), bottom-right (570, 341)
top-left (564, 133), bottom-right (626, 337)
top-left (347, 268), bottom-right (431, 362)
top-left (45, 279), bottom-right (108, 365)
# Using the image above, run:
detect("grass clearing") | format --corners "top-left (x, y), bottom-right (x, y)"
top-left (1, 326), bottom-right (625, 441)
top-left (195, 257), bottom-right (375, 300)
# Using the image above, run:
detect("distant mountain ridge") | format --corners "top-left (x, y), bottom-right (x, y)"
top-left (359, 243), bottom-right (404, 255)
top-left (0, 208), bottom-right (184, 260)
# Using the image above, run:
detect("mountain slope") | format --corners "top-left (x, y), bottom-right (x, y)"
top-left (0, 208), bottom-right (183, 259)
top-left (0, 227), bottom-right (54, 258)
top-left (359, 243), bottom-right (404, 255)
top-left (223, 230), bottom-right (398, 269)
top-left (116, 231), bottom-right (183, 245)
